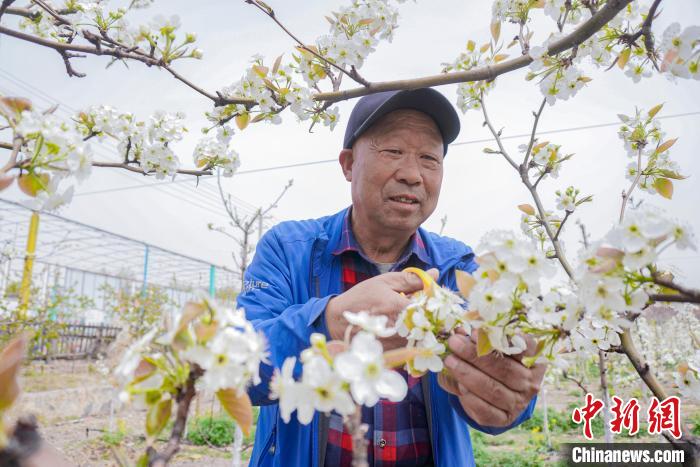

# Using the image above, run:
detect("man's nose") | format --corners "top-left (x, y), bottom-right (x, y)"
top-left (395, 154), bottom-right (422, 185)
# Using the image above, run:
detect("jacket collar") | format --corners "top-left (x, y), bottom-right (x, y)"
top-left (330, 206), bottom-right (431, 267)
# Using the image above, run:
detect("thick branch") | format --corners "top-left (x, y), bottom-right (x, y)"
top-left (649, 293), bottom-right (700, 304)
top-left (619, 330), bottom-right (700, 451)
top-left (91, 161), bottom-right (212, 176)
top-left (1, 0), bottom-right (632, 108)
top-left (312, 0), bottom-right (634, 103)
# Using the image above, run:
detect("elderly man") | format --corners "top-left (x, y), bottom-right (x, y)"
top-left (239, 88), bottom-right (545, 466)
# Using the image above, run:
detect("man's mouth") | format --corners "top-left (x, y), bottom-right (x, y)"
top-left (388, 195), bottom-right (419, 205)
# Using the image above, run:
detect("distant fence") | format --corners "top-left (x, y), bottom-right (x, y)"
top-left (0, 321), bottom-right (122, 360)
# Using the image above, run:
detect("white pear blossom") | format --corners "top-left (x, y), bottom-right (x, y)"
top-left (343, 311), bottom-right (396, 337)
top-left (335, 331), bottom-right (407, 405)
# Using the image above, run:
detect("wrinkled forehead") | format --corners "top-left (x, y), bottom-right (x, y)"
top-left (362, 109), bottom-right (443, 147)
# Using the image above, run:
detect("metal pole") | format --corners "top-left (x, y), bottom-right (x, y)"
top-left (19, 211), bottom-right (40, 319)
top-left (209, 265), bottom-right (216, 298)
top-left (139, 245), bottom-right (149, 322)
top-left (141, 245), bottom-right (150, 294)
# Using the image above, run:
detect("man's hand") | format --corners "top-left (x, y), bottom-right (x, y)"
top-left (439, 331), bottom-right (546, 428)
top-left (325, 268), bottom-right (439, 350)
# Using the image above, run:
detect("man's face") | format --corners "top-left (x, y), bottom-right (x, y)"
top-left (340, 109), bottom-right (444, 236)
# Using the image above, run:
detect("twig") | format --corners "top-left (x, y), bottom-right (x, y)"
top-left (521, 98), bottom-right (547, 170)
top-left (480, 95), bottom-right (518, 171)
top-left (561, 369), bottom-right (590, 394)
top-left (31, 0), bottom-right (72, 26)
top-left (552, 210), bottom-right (571, 241)
top-left (619, 147), bottom-right (643, 223)
top-left (244, 0), bottom-right (370, 87)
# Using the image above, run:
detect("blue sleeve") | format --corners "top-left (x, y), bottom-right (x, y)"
top-left (237, 228), bottom-right (332, 406)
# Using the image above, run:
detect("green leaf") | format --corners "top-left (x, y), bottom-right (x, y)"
top-left (217, 389), bottom-right (253, 437)
top-left (653, 177), bottom-right (674, 199)
top-left (647, 103), bottom-right (664, 118)
top-left (145, 398), bottom-right (172, 439)
top-left (657, 169), bottom-right (687, 180)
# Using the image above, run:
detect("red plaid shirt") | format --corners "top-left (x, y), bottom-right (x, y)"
top-left (324, 210), bottom-right (434, 466)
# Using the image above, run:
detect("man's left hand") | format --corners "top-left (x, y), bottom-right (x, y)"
top-left (439, 331), bottom-right (546, 428)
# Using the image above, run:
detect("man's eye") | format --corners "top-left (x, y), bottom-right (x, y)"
top-left (381, 149), bottom-right (402, 155)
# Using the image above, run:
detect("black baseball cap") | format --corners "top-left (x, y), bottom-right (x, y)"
top-left (342, 88), bottom-right (461, 155)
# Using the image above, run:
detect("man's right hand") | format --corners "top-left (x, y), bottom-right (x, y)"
top-left (324, 268), bottom-right (438, 350)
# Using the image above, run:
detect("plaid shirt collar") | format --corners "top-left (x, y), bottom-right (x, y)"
top-left (331, 207), bottom-right (431, 268)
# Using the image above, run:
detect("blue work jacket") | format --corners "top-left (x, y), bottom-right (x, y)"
top-left (238, 207), bottom-right (536, 466)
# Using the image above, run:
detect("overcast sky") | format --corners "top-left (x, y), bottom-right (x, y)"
top-left (1, 0), bottom-right (699, 288)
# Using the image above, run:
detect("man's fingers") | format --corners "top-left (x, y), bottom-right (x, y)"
top-left (387, 271), bottom-right (426, 294)
top-left (447, 334), bottom-right (531, 393)
top-left (444, 354), bottom-right (524, 415)
top-left (455, 385), bottom-right (511, 427)
top-left (426, 268), bottom-right (439, 281)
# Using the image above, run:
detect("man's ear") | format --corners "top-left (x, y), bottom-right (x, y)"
top-left (339, 148), bottom-right (354, 182)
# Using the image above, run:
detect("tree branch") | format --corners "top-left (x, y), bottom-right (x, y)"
top-left (91, 161), bottom-right (212, 176)
top-left (0, 0), bottom-right (18, 22)
top-left (1, 0), bottom-right (633, 109)
top-left (480, 95), bottom-right (518, 171)
top-left (651, 274), bottom-right (700, 302)
top-left (147, 367), bottom-right (201, 467)
top-left (3, 6), bottom-right (39, 20)
top-left (649, 293), bottom-right (700, 304)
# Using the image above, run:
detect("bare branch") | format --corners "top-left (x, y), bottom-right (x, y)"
top-left (561, 369), bottom-right (590, 395)
top-left (480, 95), bottom-right (518, 172)
top-left (521, 98), bottom-right (547, 170)
top-left (619, 147), bottom-right (644, 222)
top-left (91, 161), bottom-right (212, 176)
top-left (552, 210), bottom-right (571, 241)
top-left (31, 0), bottom-right (72, 26)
